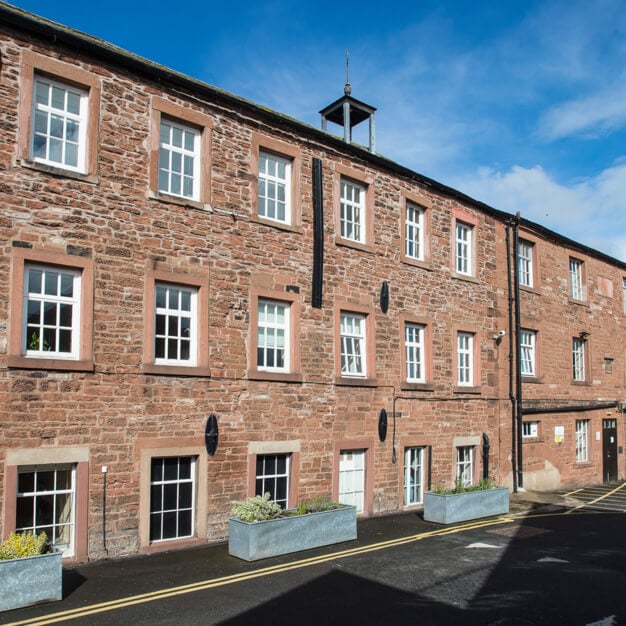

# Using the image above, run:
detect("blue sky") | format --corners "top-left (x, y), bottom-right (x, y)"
top-left (8, 0), bottom-right (626, 261)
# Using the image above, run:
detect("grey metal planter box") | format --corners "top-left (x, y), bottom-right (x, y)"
top-left (229, 505), bottom-right (357, 561)
top-left (423, 487), bottom-right (510, 524)
top-left (0, 551), bottom-right (62, 612)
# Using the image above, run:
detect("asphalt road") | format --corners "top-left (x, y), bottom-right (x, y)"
top-left (3, 490), bottom-right (626, 626)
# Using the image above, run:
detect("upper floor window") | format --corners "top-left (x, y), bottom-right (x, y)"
top-left (622, 278), bottom-right (626, 313)
top-left (340, 312), bottom-right (366, 377)
top-left (572, 337), bottom-right (586, 381)
top-left (405, 323), bottom-right (425, 383)
top-left (257, 299), bottom-right (289, 372)
top-left (405, 203), bottom-right (424, 261)
top-left (455, 222), bottom-right (473, 276)
top-left (457, 332), bottom-right (474, 386)
top-left (23, 264), bottom-right (81, 359)
top-left (258, 151), bottom-right (291, 224)
top-left (154, 282), bottom-right (198, 366)
top-left (340, 178), bottom-right (366, 244)
top-left (569, 258), bottom-right (585, 300)
top-left (520, 329), bottom-right (536, 377)
top-left (31, 76), bottom-right (88, 172)
top-left (518, 239), bottom-right (534, 288)
top-left (158, 119), bottom-right (201, 201)
top-left (8, 247), bottom-right (94, 371)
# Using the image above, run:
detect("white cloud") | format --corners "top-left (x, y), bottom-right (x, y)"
top-left (453, 163), bottom-right (626, 262)
top-left (538, 80), bottom-right (626, 140)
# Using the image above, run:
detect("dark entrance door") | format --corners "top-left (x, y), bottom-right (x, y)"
top-left (602, 419), bottom-right (618, 482)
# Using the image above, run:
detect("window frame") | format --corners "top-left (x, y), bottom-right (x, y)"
top-left (575, 419), bottom-right (589, 462)
top-left (333, 439), bottom-right (374, 516)
top-left (149, 97), bottom-right (213, 207)
top-left (138, 440), bottom-right (207, 553)
top-left (18, 51), bottom-right (100, 181)
top-left (517, 239), bottom-right (535, 288)
top-left (334, 166), bottom-right (374, 251)
top-left (256, 298), bottom-right (290, 373)
top-left (572, 337), bottom-right (587, 382)
top-left (456, 446), bottom-right (474, 488)
top-left (3, 447), bottom-right (89, 561)
top-left (456, 331), bottom-right (476, 387)
top-left (254, 453), bottom-right (291, 510)
top-left (520, 329), bottom-right (537, 378)
top-left (248, 283), bottom-right (301, 382)
top-left (403, 446), bottom-right (425, 507)
top-left (30, 75), bottom-right (88, 173)
top-left (22, 263), bottom-right (82, 360)
top-left (404, 322), bottom-right (425, 383)
top-left (451, 209), bottom-right (478, 279)
top-left (522, 421), bottom-right (539, 438)
top-left (16, 464), bottom-right (76, 557)
top-left (153, 282), bottom-right (199, 367)
top-left (143, 267), bottom-right (210, 376)
top-left (8, 247), bottom-right (94, 371)
top-left (148, 456), bottom-right (196, 543)
top-left (338, 449), bottom-right (366, 513)
top-left (157, 118), bottom-right (201, 201)
top-left (335, 302), bottom-right (376, 385)
top-left (247, 442), bottom-right (300, 511)
top-left (569, 257), bottom-right (585, 301)
top-left (340, 311), bottom-right (367, 378)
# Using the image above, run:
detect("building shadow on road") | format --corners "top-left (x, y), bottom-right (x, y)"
top-left (217, 506), bottom-right (626, 626)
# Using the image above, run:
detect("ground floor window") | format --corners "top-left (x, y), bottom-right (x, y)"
top-left (522, 421), bottom-right (539, 438)
top-left (339, 449), bottom-right (365, 513)
top-left (575, 419), bottom-right (589, 462)
top-left (456, 446), bottom-right (473, 488)
top-left (149, 456), bottom-right (195, 542)
top-left (403, 447), bottom-right (424, 506)
top-left (255, 454), bottom-right (290, 509)
top-left (16, 464), bottom-right (76, 556)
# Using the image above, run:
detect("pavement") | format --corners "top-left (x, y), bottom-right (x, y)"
top-left (0, 488), bottom-right (583, 625)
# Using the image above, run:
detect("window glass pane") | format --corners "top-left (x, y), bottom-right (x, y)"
top-left (44, 271), bottom-right (58, 296)
top-left (163, 457), bottom-right (178, 481)
top-left (178, 510), bottom-right (192, 536)
top-left (60, 274), bottom-right (74, 297)
top-left (35, 80), bottom-right (49, 104)
top-left (163, 483), bottom-right (178, 510)
top-left (18, 472), bottom-right (35, 493)
top-left (162, 512), bottom-right (177, 539)
top-left (150, 459), bottom-right (162, 483)
top-left (16, 497), bottom-right (34, 529)
top-left (36, 470), bottom-right (55, 492)
top-left (51, 86), bottom-right (65, 110)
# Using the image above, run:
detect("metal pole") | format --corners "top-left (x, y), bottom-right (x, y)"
top-left (505, 221), bottom-right (518, 492)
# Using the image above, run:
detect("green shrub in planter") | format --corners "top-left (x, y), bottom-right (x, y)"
top-left (0, 531), bottom-right (49, 560)
top-left (0, 531), bottom-right (62, 612)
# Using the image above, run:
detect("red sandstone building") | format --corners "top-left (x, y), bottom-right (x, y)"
top-left (0, 4), bottom-right (624, 562)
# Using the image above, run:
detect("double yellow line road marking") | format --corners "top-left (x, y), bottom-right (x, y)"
top-left (8, 501), bottom-right (623, 626)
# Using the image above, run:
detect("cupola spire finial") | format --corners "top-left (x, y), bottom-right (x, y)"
top-left (344, 50), bottom-right (351, 96)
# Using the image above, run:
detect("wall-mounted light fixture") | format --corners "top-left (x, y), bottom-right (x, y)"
top-left (380, 281), bottom-right (389, 313)
top-left (579, 331), bottom-right (590, 340)
top-left (205, 414), bottom-right (219, 456)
